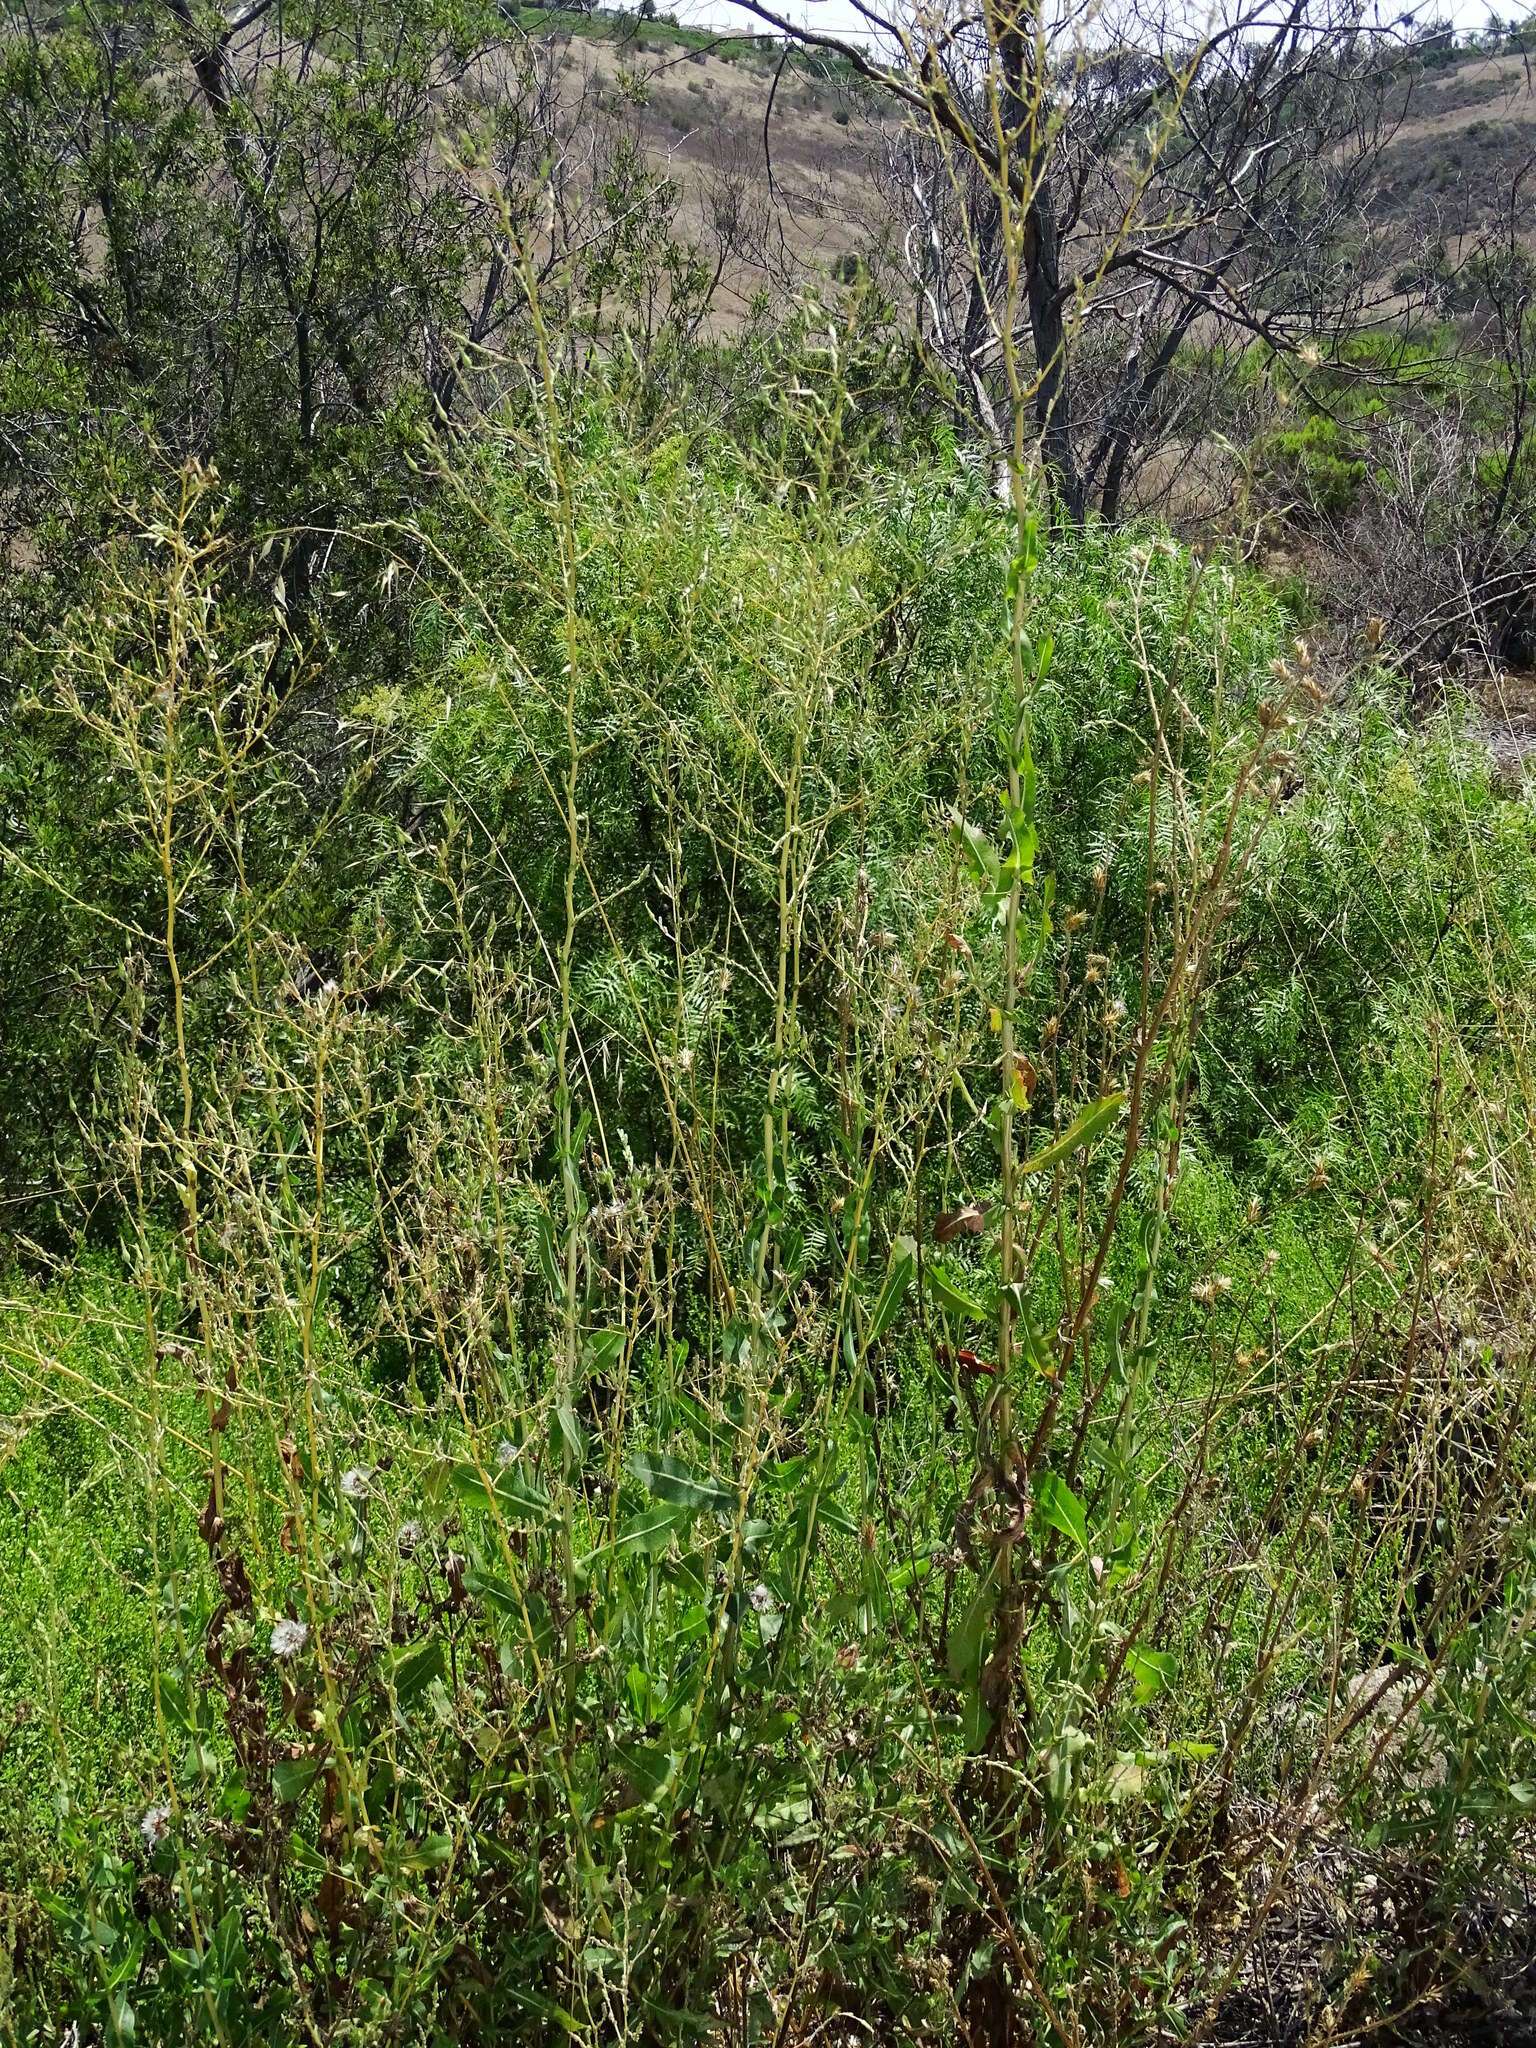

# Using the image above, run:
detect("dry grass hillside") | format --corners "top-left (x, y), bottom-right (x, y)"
top-left (538, 14), bottom-right (1536, 296)
top-left (1377, 48), bottom-right (1536, 240)
top-left (526, 17), bottom-right (903, 296)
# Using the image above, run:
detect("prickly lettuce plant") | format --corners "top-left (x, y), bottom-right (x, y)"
top-left (2, 329), bottom-right (1535, 2047)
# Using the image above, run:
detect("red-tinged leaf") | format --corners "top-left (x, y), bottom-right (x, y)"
top-left (933, 1202), bottom-right (988, 1245)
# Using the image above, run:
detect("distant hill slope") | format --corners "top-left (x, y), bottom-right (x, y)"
top-left (531, 13), bottom-right (1536, 302)
top-left (524, 12), bottom-right (898, 307)
top-left (1376, 48), bottom-right (1536, 238)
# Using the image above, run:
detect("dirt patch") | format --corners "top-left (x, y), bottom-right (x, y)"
top-left (1475, 670), bottom-right (1536, 784)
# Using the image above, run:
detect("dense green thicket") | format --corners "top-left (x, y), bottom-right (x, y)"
top-left (2, 366), bottom-right (1534, 2045)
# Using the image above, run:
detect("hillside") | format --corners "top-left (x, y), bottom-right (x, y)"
top-left (530, 18), bottom-right (1536, 296)
top-left (519, 13), bottom-right (902, 297)
top-left (1376, 46), bottom-right (1536, 236)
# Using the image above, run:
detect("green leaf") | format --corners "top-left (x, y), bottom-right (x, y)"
top-left (924, 1262), bottom-right (988, 1324)
top-left (1018, 1300), bottom-right (1055, 1377)
top-left (887, 1546), bottom-right (938, 1591)
top-left (626, 1450), bottom-right (736, 1514)
top-left (962, 1685), bottom-right (994, 1754)
top-left (273, 1756), bottom-right (321, 1805)
top-left (465, 1576), bottom-right (556, 1665)
top-left (464, 1569), bottom-right (522, 1622)
top-left (583, 1329), bottom-right (624, 1372)
top-left (592, 1504), bottom-right (690, 1562)
top-left (1036, 1472), bottom-right (1087, 1553)
top-left (401, 1832), bottom-right (456, 1870)
top-left (1128, 1646), bottom-right (1178, 1702)
top-left (868, 1234), bottom-right (916, 1344)
top-left (1018, 1091), bottom-right (1127, 1178)
top-left (761, 1454), bottom-right (810, 1490)
top-left (535, 1210), bottom-right (566, 1302)
top-left (662, 1553), bottom-right (708, 1602)
top-left (670, 1385), bottom-right (744, 1448)
top-left (499, 1983), bottom-right (582, 2033)
top-left (211, 1906), bottom-right (244, 1978)
top-left (948, 1567), bottom-right (997, 1685)
top-left (610, 1738), bottom-right (678, 1807)
top-left (381, 1637), bottom-right (444, 1709)
top-left (552, 1400), bottom-right (586, 1471)
top-left (1046, 1727), bottom-right (1091, 1808)
top-left (157, 1674), bottom-right (192, 1733)
top-left (451, 1458), bottom-right (551, 1522)
top-left (814, 1496), bottom-right (860, 1539)
top-left (949, 813), bottom-right (1000, 889)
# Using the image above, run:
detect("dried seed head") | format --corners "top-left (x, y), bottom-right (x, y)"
top-left (270, 1618), bottom-right (310, 1661)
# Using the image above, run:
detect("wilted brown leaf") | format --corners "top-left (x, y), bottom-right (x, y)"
top-left (933, 1202), bottom-right (988, 1244)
